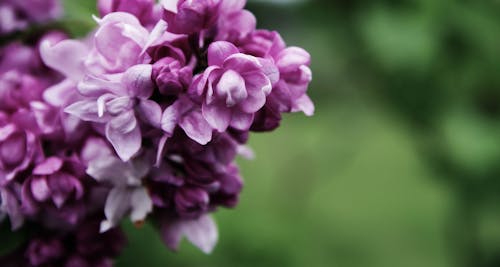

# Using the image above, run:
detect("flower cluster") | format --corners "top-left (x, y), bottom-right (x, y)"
top-left (0, 0), bottom-right (313, 265)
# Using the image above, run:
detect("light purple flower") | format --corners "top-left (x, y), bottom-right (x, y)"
top-left (85, 139), bottom-right (153, 232)
top-left (42, 13), bottom-right (167, 161)
top-left (189, 41), bottom-right (279, 132)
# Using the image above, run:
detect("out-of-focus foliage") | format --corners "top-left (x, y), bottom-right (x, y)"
top-left (51, 0), bottom-right (500, 266)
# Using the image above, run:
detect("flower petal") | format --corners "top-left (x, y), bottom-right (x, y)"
top-left (136, 100), bottom-right (162, 128)
top-left (40, 39), bottom-right (88, 81)
top-left (65, 100), bottom-right (111, 123)
top-left (202, 102), bottom-right (230, 132)
top-left (105, 112), bottom-right (141, 161)
top-left (208, 41), bottom-right (239, 67)
top-left (129, 187), bottom-right (153, 222)
top-left (180, 110), bottom-right (213, 145)
top-left (229, 111), bottom-right (254, 131)
top-left (101, 187), bottom-right (131, 233)
top-left (216, 70), bottom-right (247, 106)
top-left (123, 64), bottom-right (154, 98)
top-left (160, 214), bottom-right (218, 254)
top-left (32, 157), bottom-right (63, 175)
top-left (182, 214), bottom-right (218, 254)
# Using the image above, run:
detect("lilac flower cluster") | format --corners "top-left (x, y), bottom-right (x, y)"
top-left (0, 0), bottom-right (313, 265)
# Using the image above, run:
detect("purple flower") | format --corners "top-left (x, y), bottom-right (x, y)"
top-left (0, 0), bottom-right (62, 34)
top-left (42, 13), bottom-right (167, 161)
top-left (163, 0), bottom-right (222, 34)
top-left (86, 12), bottom-right (166, 74)
top-left (65, 64), bottom-right (161, 161)
top-left (0, 113), bottom-right (42, 185)
top-left (150, 41), bottom-right (193, 96)
top-left (189, 41), bottom-right (279, 132)
top-left (239, 30), bottom-right (314, 131)
top-left (21, 157), bottom-right (88, 227)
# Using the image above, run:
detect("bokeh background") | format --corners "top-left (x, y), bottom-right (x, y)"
top-left (19, 0), bottom-right (500, 266)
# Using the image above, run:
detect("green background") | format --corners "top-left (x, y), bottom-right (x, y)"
top-left (12, 0), bottom-right (500, 266)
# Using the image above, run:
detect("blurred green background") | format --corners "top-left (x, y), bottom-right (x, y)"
top-left (62, 0), bottom-right (500, 266)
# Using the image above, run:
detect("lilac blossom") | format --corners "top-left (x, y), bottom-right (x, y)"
top-left (189, 41), bottom-right (279, 132)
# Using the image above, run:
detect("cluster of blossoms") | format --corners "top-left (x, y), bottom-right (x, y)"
top-left (0, 0), bottom-right (313, 265)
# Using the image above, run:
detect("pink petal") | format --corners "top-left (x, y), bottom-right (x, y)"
top-left (123, 64), bottom-right (154, 98)
top-left (180, 110), bottom-right (213, 145)
top-left (65, 100), bottom-right (111, 123)
top-left (33, 157), bottom-right (63, 175)
top-left (208, 41), bottom-right (239, 67)
top-left (40, 39), bottom-right (88, 81)
top-left (216, 70), bottom-right (247, 106)
top-left (230, 111), bottom-right (254, 131)
top-left (31, 177), bottom-right (51, 202)
top-left (276, 47), bottom-right (311, 72)
top-left (202, 102), bottom-right (231, 132)
top-left (292, 94), bottom-right (315, 116)
top-left (136, 100), bottom-right (162, 128)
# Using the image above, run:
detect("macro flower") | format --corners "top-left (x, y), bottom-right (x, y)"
top-left (189, 41), bottom-right (279, 132)
top-left (238, 30), bottom-right (314, 131)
